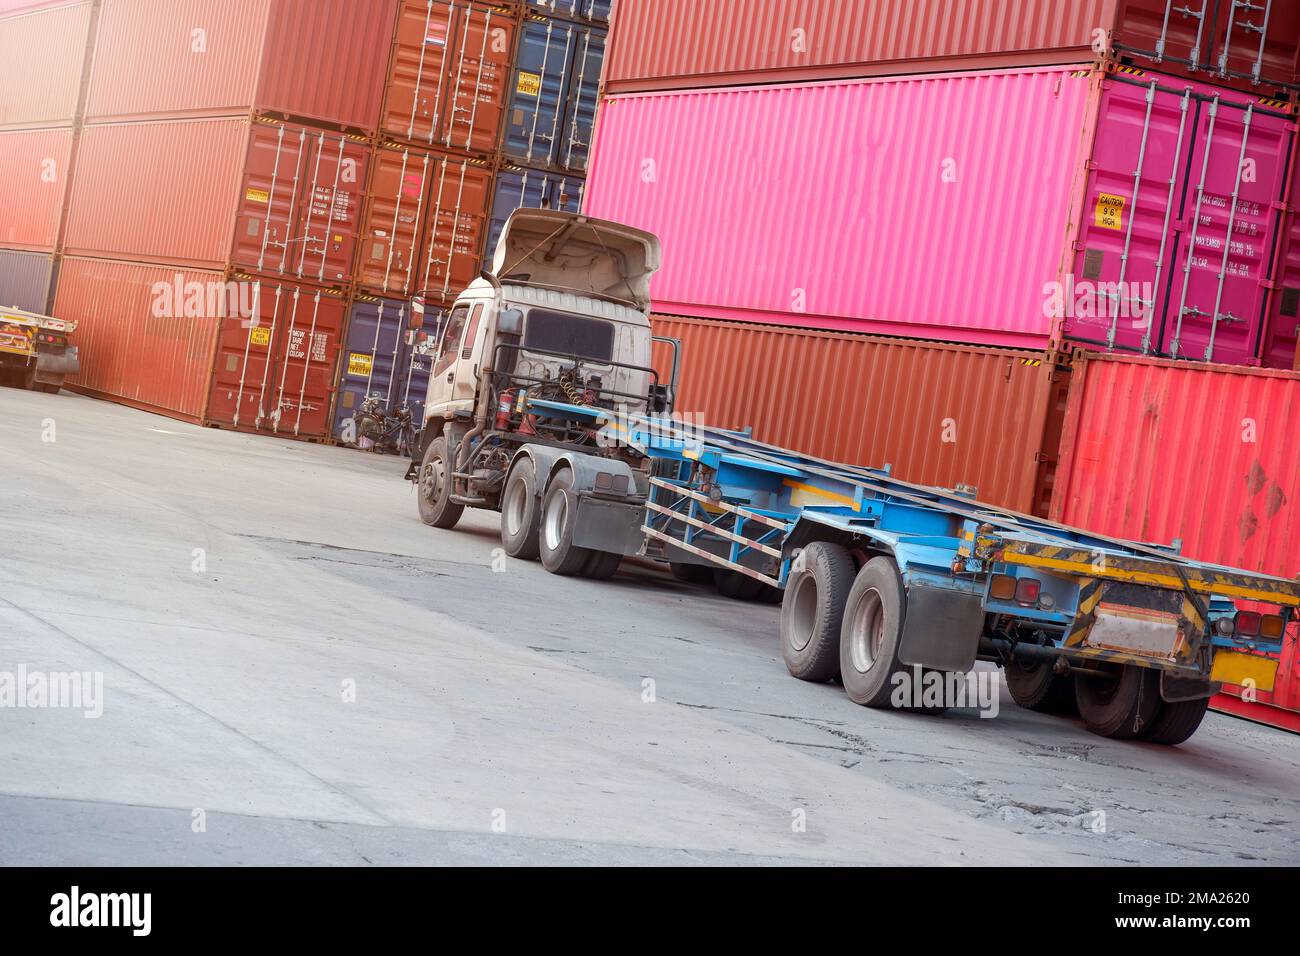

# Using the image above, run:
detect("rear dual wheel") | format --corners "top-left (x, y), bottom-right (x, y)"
top-left (538, 468), bottom-right (621, 579)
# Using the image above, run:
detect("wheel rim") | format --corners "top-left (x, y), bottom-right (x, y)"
top-left (787, 574), bottom-right (818, 652)
top-left (543, 488), bottom-right (567, 551)
top-left (505, 475), bottom-right (526, 536)
top-left (847, 587), bottom-right (886, 674)
top-left (421, 455), bottom-right (445, 505)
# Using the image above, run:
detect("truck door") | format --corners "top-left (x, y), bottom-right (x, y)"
top-left (424, 302), bottom-right (470, 418)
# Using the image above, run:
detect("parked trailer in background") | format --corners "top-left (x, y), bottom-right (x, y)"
top-left (0, 305), bottom-right (78, 392)
top-left (408, 209), bottom-right (1300, 745)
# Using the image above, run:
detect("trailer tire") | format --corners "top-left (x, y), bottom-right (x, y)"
top-left (1074, 664), bottom-right (1161, 739)
top-left (500, 460), bottom-right (541, 560)
top-left (840, 557), bottom-right (908, 707)
top-left (712, 569), bottom-right (766, 601)
top-left (417, 435), bottom-right (463, 529)
top-left (539, 468), bottom-right (592, 576)
top-left (583, 550), bottom-right (622, 580)
top-left (781, 542), bottom-right (854, 683)
top-left (1004, 654), bottom-right (1078, 716)
top-left (1140, 696), bottom-right (1210, 746)
top-left (669, 561), bottom-right (711, 585)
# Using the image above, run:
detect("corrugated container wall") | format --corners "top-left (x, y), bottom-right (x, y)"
top-left (0, 0), bottom-right (92, 128)
top-left (650, 315), bottom-right (1070, 516)
top-left (0, 249), bottom-right (58, 313)
top-left (85, 0), bottom-right (397, 133)
top-left (585, 66), bottom-right (1298, 366)
top-left (603, 0), bottom-right (1300, 96)
top-left (1051, 352), bottom-right (1300, 717)
top-left (0, 127), bottom-right (75, 250)
top-left (380, 0), bottom-right (516, 154)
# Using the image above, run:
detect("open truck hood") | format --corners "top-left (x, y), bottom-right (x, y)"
top-left (491, 209), bottom-right (660, 312)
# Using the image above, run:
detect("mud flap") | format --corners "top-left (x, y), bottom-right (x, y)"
top-left (35, 346), bottom-right (79, 381)
top-left (573, 495), bottom-right (644, 555)
top-left (1160, 669), bottom-right (1220, 703)
top-left (898, 585), bottom-right (984, 673)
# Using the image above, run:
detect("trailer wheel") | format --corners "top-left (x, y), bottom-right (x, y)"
top-left (839, 557), bottom-right (910, 707)
top-left (539, 468), bottom-right (592, 575)
top-left (417, 435), bottom-right (463, 529)
top-left (712, 569), bottom-right (766, 601)
top-left (1074, 664), bottom-right (1161, 739)
top-left (669, 561), bottom-right (711, 585)
top-left (583, 550), bottom-right (622, 580)
top-left (1004, 651), bottom-right (1077, 715)
top-left (500, 460), bottom-right (541, 560)
top-left (780, 541), bottom-right (853, 683)
top-left (1140, 696), bottom-right (1210, 746)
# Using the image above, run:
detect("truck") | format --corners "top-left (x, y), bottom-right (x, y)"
top-left (0, 306), bottom-right (80, 393)
top-left (408, 208), bottom-right (1300, 745)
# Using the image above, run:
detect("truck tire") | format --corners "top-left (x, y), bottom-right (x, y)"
top-left (669, 561), bottom-right (711, 585)
top-left (712, 569), bottom-right (766, 601)
top-left (780, 541), bottom-right (854, 683)
top-left (1004, 656), bottom-right (1078, 716)
top-left (583, 550), bottom-right (622, 580)
top-left (539, 468), bottom-right (592, 575)
top-left (1074, 664), bottom-right (1161, 739)
top-left (500, 460), bottom-right (541, 560)
top-left (1140, 696), bottom-right (1210, 746)
top-left (417, 435), bottom-right (464, 529)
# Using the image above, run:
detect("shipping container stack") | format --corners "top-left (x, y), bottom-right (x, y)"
top-left (332, 0), bottom-right (610, 443)
top-left (589, 0), bottom-right (1300, 730)
top-left (0, 0), bottom-right (97, 316)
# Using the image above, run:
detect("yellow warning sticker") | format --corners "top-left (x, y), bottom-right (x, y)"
top-left (249, 326), bottom-right (271, 347)
top-left (1095, 193), bottom-right (1126, 231)
top-left (245, 187), bottom-right (270, 204)
top-left (348, 352), bottom-right (373, 377)
top-left (516, 71), bottom-right (541, 97)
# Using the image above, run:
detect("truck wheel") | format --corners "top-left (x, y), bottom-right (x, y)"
top-left (583, 550), bottom-right (622, 580)
top-left (1004, 655), bottom-right (1077, 716)
top-left (840, 556), bottom-right (941, 710)
top-left (1074, 664), bottom-right (1161, 739)
top-left (1140, 696), bottom-right (1210, 746)
top-left (417, 435), bottom-right (464, 529)
top-left (669, 561), bottom-right (711, 585)
top-left (712, 569), bottom-right (766, 601)
top-left (781, 541), bottom-right (853, 683)
top-left (500, 460), bottom-right (541, 560)
top-left (539, 468), bottom-right (592, 575)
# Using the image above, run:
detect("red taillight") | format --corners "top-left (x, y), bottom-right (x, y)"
top-left (1014, 578), bottom-right (1041, 605)
top-left (1235, 612), bottom-right (1261, 636)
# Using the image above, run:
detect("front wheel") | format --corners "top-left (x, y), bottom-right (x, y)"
top-left (417, 435), bottom-right (464, 529)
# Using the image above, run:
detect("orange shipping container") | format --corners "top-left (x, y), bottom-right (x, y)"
top-left (0, 127), bottom-right (74, 250)
top-left (650, 315), bottom-right (1070, 516)
top-left (85, 0), bottom-right (397, 133)
top-left (415, 153), bottom-right (494, 303)
top-left (356, 143), bottom-right (435, 298)
top-left (0, 0), bottom-right (93, 129)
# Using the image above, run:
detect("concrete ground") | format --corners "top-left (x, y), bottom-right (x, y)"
top-left (1, 387), bottom-right (1297, 866)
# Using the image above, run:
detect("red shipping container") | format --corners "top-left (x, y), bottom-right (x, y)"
top-left (585, 64), bottom-right (1296, 366)
top-left (356, 143), bottom-right (436, 298)
top-left (603, 0), bottom-right (1300, 97)
top-left (0, 127), bottom-right (74, 250)
top-left (64, 117), bottom-right (369, 286)
top-left (416, 153), bottom-right (494, 302)
top-left (85, 0), bottom-right (397, 133)
top-left (206, 277), bottom-right (347, 439)
top-left (55, 257), bottom-right (226, 420)
top-left (0, 0), bottom-right (93, 129)
top-left (1052, 351), bottom-right (1300, 728)
top-left (650, 315), bottom-right (1070, 517)
top-left (381, 0), bottom-right (516, 153)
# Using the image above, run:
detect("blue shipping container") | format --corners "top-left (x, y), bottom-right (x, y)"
top-left (333, 295), bottom-right (446, 446)
top-left (503, 18), bottom-right (606, 172)
top-left (483, 165), bottom-right (585, 263)
top-left (0, 249), bottom-right (58, 315)
top-left (528, 0), bottom-right (612, 25)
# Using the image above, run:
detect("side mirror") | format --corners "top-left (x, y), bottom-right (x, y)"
top-left (497, 307), bottom-right (523, 336)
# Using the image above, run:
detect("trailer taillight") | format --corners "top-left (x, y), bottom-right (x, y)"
top-left (990, 574), bottom-right (1017, 601)
top-left (1014, 578), bottom-right (1041, 605)
top-left (1259, 614), bottom-right (1286, 639)
top-left (1234, 612), bottom-right (1261, 636)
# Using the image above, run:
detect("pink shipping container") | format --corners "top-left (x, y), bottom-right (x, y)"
top-left (64, 117), bottom-right (370, 286)
top-left (584, 64), bottom-right (1298, 367)
top-left (0, 127), bottom-right (74, 250)
top-left (1261, 144), bottom-right (1300, 371)
top-left (1052, 351), bottom-right (1300, 730)
top-left (84, 0), bottom-right (397, 134)
top-left (0, 0), bottom-right (94, 128)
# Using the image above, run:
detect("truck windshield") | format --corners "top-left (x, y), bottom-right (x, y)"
top-left (523, 309), bottom-right (615, 362)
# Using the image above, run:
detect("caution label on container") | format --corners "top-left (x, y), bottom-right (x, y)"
top-left (348, 353), bottom-right (373, 377)
top-left (1095, 193), bottom-right (1126, 231)
top-left (516, 71), bottom-right (541, 97)
top-left (249, 326), bottom-right (271, 347)
top-left (245, 187), bottom-right (270, 205)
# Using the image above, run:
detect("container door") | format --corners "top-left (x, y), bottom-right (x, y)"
top-left (504, 19), bottom-right (578, 168)
top-left (556, 26), bottom-right (604, 172)
top-left (1261, 162), bottom-right (1300, 370)
top-left (417, 155), bottom-right (493, 302)
top-left (1209, 0), bottom-right (1300, 91)
top-left (358, 147), bottom-right (432, 297)
top-left (333, 298), bottom-right (406, 440)
top-left (290, 131), bottom-right (368, 288)
top-left (483, 167), bottom-right (584, 264)
top-left (440, 3), bottom-right (515, 154)
top-left (207, 279), bottom-right (283, 431)
top-left (233, 123), bottom-right (309, 280)
top-left (263, 285), bottom-right (346, 438)
top-left (383, 0), bottom-right (458, 145)
top-left (1161, 90), bottom-right (1292, 365)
